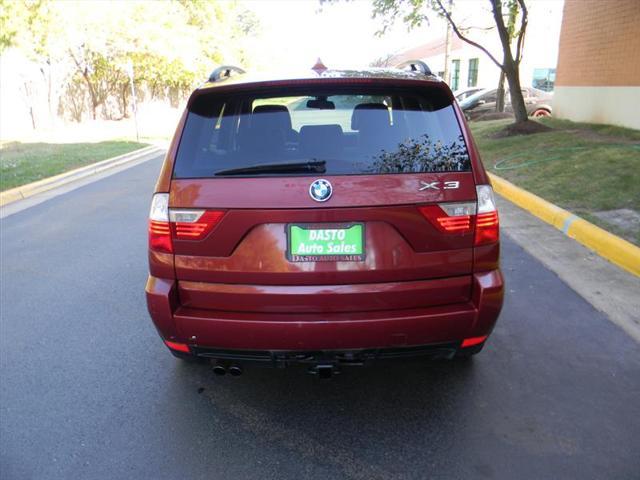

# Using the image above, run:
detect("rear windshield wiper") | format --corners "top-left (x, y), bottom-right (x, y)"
top-left (214, 160), bottom-right (326, 176)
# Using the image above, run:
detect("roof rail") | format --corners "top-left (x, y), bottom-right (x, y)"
top-left (208, 65), bottom-right (246, 82)
top-left (395, 60), bottom-right (432, 76)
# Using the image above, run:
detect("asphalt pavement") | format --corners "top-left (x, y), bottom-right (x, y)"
top-left (1, 156), bottom-right (639, 480)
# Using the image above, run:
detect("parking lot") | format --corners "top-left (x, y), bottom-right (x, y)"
top-left (1, 156), bottom-right (639, 479)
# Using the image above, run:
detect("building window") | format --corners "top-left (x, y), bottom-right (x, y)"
top-left (467, 58), bottom-right (479, 87)
top-left (451, 59), bottom-right (460, 90)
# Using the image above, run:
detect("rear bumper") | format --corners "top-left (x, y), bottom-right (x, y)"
top-left (145, 270), bottom-right (504, 354)
top-left (191, 343), bottom-right (463, 366)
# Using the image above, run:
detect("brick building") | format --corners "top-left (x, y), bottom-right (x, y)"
top-left (553, 0), bottom-right (640, 129)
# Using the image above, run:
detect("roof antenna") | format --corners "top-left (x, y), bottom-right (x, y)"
top-left (312, 58), bottom-right (328, 74)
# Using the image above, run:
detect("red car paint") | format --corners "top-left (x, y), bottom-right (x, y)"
top-left (146, 66), bottom-right (504, 367)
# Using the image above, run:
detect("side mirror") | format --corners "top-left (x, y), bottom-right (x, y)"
top-left (477, 99), bottom-right (486, 106)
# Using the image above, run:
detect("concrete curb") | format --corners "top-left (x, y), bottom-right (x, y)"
top-left (0, 145), bottom-right (163, 207)
top-left (489, 172), bottom-right (640, 277)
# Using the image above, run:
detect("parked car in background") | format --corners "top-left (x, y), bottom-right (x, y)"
top-left (460, 87), bottom-right (553, 120)
top-left (146, 61), bottom-right (504, 377)
top-left (453, 86), bottom-right (485, 102)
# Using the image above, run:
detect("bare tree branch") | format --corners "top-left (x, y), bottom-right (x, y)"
top-left (489, 0), bottom-right (511, 59)
top-left (514, 0), bottom-right (528, 64)
top-left (433, 0), bottom-right (504, 71)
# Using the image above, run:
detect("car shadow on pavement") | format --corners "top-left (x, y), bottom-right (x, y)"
top-left (165, 358), bottom-right (480, 478)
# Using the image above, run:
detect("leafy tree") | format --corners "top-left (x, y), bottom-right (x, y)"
top-left (1, 0), bottom-right (67, 122)
top-left (370, 0), bottom-right (531, 124)
top-left (0, 0), bottom-right (44, 51)
top-left (3, 0), bottom-right (260, 123)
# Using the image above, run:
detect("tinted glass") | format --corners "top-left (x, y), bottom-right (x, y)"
top-left (174, 87), bottom-right (470, 178)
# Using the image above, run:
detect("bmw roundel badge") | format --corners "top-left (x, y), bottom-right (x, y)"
top-left (309, 179), bottom-right (333, 202)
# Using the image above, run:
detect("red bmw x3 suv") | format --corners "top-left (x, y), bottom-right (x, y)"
top-left (146, 61), bottom-right (504, 376)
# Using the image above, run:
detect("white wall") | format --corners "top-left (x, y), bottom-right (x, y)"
top-left (553, 86), bottom-right (640, 130)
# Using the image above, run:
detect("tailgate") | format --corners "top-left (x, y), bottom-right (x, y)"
top-left (170, 172), bottom-right (476, 311)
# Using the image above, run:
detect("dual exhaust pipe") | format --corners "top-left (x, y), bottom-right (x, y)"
top-left (212, 362), bottom-right (243, 376)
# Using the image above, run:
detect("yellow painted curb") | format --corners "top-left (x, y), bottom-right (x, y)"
top-left (567, 219), bottom-right (640, 277)
top-left (488, 172), bottom-right (640, 277)
top-left (489, 172), bottom-right (573, 230)
top-left (0, 189), bottom-right (24, 205)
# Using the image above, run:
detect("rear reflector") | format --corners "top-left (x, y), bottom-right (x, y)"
top-left (164, 340), bottom-right (190, 353)
top-left (461, 335), bottom-right (488, 348)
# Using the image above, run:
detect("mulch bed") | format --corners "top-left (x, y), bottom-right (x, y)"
top-left (490, 120), bottom-right (553, 138)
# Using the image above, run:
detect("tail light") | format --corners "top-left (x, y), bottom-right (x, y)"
top-left (474, 185), bottom-right (499, 246)
top-left (418, 185), bottom-right (499, 246)
top-left (169, 210), bottom-right (225, 239)
top-left (419, 203), bottom-right (476, 233)
top-left (149, 193), bottom-right (172, 253)
top-left (148, 193), bottom-right (225, 253)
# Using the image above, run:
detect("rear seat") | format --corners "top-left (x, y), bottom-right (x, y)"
top-left (252, 105), bottom-right (298, 143)
top-left (238, 105), bottom-right (299, 159)
top-left (351, 103), bottom-right (396, 153)
top-left (299, 124), bottom-right (344, 158)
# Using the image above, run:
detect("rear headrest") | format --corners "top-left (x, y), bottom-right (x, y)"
top-left (299, 124), bottom-right (344, 156)
top-left (351, 103), bottom-right (390, 131)
top-left (252, 104), bottom-right (292, 131)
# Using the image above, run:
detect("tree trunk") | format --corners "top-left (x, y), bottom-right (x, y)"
top-left (21, 81), bottom-right (37, 129)
top-left (44, 58), bottom-right (53, 125)
top-left (69, 51), bottom-right (97, 120)
top-left (503, 58), bottom-right (528, 123)
top-left (80, 68), bottom-right (98, 120)
top-left (121, 84), bottom-right (129, 119)
top-left (497, 0), bottom-right (518, 114)
top-left (490, 0), bottom-right (528, 124)
top-left (443, 23), bottom-right (452, 83)
top-left (443, 0), bottom-right (453, 83)
top-left (496, 70), bottom-right (506, 112)
top-left (87, 89), bottom-right (98, 120)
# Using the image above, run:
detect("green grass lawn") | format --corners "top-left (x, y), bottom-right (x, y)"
top-left (470, 118), bottom-right (640, 244)
top-left (0, 141), bottom-right (149, 191)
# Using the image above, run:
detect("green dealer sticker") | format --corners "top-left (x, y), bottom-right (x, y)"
top-left (287, 223), bottom-right (365, 262)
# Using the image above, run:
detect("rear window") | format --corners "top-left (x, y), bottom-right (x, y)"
top-left (174, 86), bottom-right (470, 178)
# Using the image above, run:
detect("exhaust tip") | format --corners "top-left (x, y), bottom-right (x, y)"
top-left (228, 365), bottom-right (243, 377)
top-left (212, 364), bottom-right (226, 376)
top-left (308, 364), bottom-right (338, 379)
